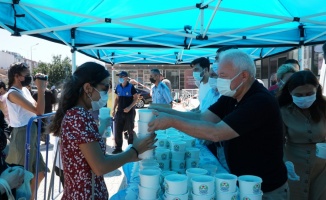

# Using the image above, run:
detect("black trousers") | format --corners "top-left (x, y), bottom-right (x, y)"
top-left (114, 110), bottom-right (136, 148)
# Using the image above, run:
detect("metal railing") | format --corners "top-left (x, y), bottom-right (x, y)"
top-left (25, 112), bottom-right (62, 200)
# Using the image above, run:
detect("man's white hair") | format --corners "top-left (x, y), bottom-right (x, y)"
top-left (219, 49), bottom-right (256, 77)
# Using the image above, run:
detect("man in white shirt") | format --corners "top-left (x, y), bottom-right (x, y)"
top-left (190, 57), bottom-right (211, 111)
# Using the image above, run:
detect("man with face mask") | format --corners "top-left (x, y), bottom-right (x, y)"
top-left (190, 57), bottom-right (210, 111)
top-left (112, 71), bottom-right (138, 154)
top-left (148, 49), bottom-right (289, 199)
top-left (200, 63), bottom-right (221, 112)
top-left (150, 69), bottom-right (173, 106)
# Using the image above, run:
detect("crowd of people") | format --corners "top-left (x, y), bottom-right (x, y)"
top-left (0, 42), bottom-right (324, 200)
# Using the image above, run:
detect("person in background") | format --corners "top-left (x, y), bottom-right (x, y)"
top-left (200, 63), bottom-right (221, 112)
top-left (0, 110), bottom-right (24, 199)
top-left (33, 81), bottom-right (56, 145)
top-left (270, 64), bottom-right (298, 96)
top-left (278, 70), bottom-right (326, 200)
top-left (48, 62), bottom-right (155, 199)
top-left (284, 59), bottom-right (300, 71)
top-left (159, 73), bottom-right (174, 100)
top-left (268, 73), bottom-right (278, 92)
top-left (112, 71), bottom-right (138, 154)
top-left (25, 84), bottom-right (34, 96)
top-left (5, 62), bottom-right (48, 199)
top-left (190, 57), bottom-right (211, 111)
top-left (150, 69), bottom-right (173, 106)
top-left (323, 42), bottom-right (326, 63)
top-left (51, 85), bottom-right (59, 111)
top-left (203, 46), bottom-right (237, 164)
top-left (0, 81), bottom-right (9, 124)
top-left (149, 49), bottom-right (288, 199)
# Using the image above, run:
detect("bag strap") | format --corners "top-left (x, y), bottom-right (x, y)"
top-left (9, 87), bottom-right (20, 93)
top-left (0, 178), bottom-right (15, 200)
top-left (47, 140), bottom-right (60, 200)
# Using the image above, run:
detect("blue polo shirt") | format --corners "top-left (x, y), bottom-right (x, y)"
top-left (115, 82), bottom-right (137, 112)
top-left (151, 82), bottom-right (173, 104)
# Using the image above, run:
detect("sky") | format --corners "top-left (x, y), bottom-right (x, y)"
top-left (0, 29), bottom-right (103, 66)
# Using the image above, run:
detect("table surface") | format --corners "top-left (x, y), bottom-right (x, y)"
top-left (110, 140), bottom-right (228, 200)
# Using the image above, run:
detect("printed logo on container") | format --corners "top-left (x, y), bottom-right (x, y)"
top-left (159, 162), bottom-right (164, 169)
top-left (179, 162), bottom-right (185, 169)
top-left (220, 181), bottom-right (230, 192)
top-left (161, 154), bottom-right (167, 160)
top-left (159, 140), bottom-right (165, 147)
top-left (186, 152), bottom-right (191, 158)
top-left (191, 161), bottom-right (197, 168)
top-left (191, 140), bottom-right (195, 147)
top-left (253, 183), bottom-right (261, 194)
top-left (174, 145), bottom-right (180, 151)
top-left (164, 182), bottom-right (169, 192)
top-left (199, 184), bottom-right (209, 195)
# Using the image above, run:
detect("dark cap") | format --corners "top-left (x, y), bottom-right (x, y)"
top-left (116, 71), bottom-right (128, 77)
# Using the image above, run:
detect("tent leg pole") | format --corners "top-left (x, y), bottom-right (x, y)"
top-left (72, 38), bottom-right (76, 73)
top-left (299, 45), bottom-right (304, 70)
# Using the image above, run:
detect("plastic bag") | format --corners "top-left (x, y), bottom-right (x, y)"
top-left (15, 169), bottom-right (34, 200)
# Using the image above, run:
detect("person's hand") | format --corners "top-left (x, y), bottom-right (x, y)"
top-left (112, 110), bottom-right (116, 117)
top-left (132, 133), bottom-right (157, 158)
top-left (0, 167), bottom-right (24, 189)
top-left (123, 107), bottom-right (130, 113)
top-left (34, 73), bottom-right (47, 93)
top-left (147, 111), bottom-right (172, 132)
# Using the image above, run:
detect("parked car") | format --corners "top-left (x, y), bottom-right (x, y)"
top-left (135, 88), bottom-right (152, 108)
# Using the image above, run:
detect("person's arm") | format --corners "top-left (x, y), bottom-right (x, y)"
top-left (8, 79), bottom-right (46, 115)
top-left (148, 105), bottom-right (203, 121)
top-left (80, 133), bottom-right (156, 176)
top-left (112, 95), bottom-right (119, 116)
top-left (124, 93), bottom-right (138, 113)
top-left (148, 110), bottom-right (238, 142)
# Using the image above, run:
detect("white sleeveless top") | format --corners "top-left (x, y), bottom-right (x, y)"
top-left (5, 87), bottom-right (36, 127)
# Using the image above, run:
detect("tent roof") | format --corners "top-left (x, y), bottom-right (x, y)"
top-left (0, 0), bottom-right (325, 64)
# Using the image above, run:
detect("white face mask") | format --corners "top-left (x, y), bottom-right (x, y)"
top-left (119, 78), bottom-right (125, 83)
top-left (89, 88), bottom-right (109, 111)
top-left (292, 93), bottom-right (316, 109)
top-left (193, 72), bottom-right (202, 82)
top-left (208, 77), bottom-right (217, 89)
top-left (216, 72), bottom-right (243, 97)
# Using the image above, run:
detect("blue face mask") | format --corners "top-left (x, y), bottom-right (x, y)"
top-left (292, 93), bottom-right (316, 109)
top-left (88, 88), bottom-right (109, 111)
top-left (119, 78), bottom-right (125, 83)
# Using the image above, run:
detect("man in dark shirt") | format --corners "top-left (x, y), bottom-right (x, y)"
top-left (148, 49), bottom-right (288, 199)
top-left (112, 71), bottom-right (138, 154)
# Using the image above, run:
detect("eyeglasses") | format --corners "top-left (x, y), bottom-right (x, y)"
top-left (98, 82), bottom-right (110, 92)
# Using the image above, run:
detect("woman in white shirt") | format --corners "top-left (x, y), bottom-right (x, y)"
top-left (5, 62), bottom-right (47, 199)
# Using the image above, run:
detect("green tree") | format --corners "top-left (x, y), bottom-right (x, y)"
top-left (48, 55), bottom-right (72, 87)
top-left (33, 55), bottom-right (72, 87)
top-left (33, 62), bottom-right (49, 76)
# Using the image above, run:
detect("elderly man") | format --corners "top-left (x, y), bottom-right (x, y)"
top-left (149, 49), bottom-right (288, 199)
